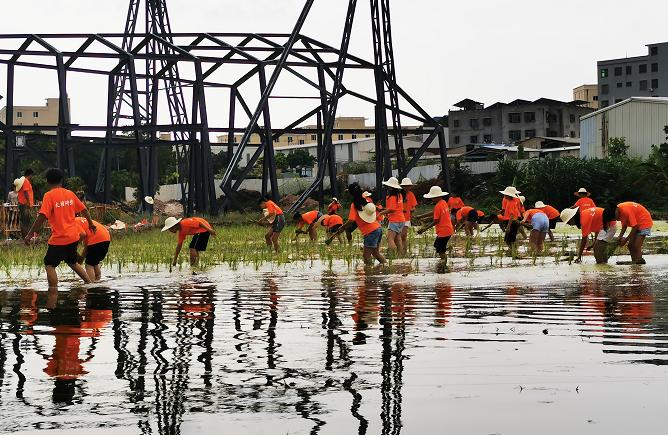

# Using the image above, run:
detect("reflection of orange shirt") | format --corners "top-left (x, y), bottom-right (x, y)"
top-left (433, 199), bottom-right (454, 237)
top-left (298, 210), bottom-right (319, 228)
top-left (327, 202), bottom-right (341, 215)
top-left (385, 195), bottom-right (405, 223)
top-left (348, 205), bottom-right (381, 236)
top-left (403, 191), bottom-right (418, 221)
top-left (540, 205), bottom-right (560, 220)
top-left (76, 218), bottom-right (110, 246)
top-left (618, 202), bottom-right (653, 230)
top-left (177, 217), bottom-right (210, 244)
top-left (265, 200), bottom-right (283, 216)
top-left (574, 197), bottom-right (596, 211)
top-left (18, 177), bottom-right (34, 206)
top-left (322, 214), bottom-right (343, 228)
top-left (44, 333), bottom-right (86, 380)
top-left (39, 187), bottom-right (86, 245)
top-left (456, 206), bottom-right (484, 222)
top-left (434, 284), bottom-right (452, 326)
top-left (448, 196), bottom-right (465, 210)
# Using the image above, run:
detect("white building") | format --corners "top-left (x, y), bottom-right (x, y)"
top-left (580, 97), bottom-right (668, 159)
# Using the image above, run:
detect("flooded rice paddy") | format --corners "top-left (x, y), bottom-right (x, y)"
top-left (1, 257), bottom-right (667, 434)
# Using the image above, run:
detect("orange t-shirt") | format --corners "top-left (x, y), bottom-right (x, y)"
top-left (456, 206), bottom-right (484, 222)
top-left (18, 177), bottom-right (34, 207)
top-left (580, 207), bottom-right (614, 237)
top-left (39, 187), bottom-right (86, 246)
top-left (323, 214), bottom-right (343, 228)
top-left (433, 199), bottom-right (454, 237)
top-left (385, 195), bottom-right (405, 223)
top-left (298, 210), bottom-right (320, 227)
top-left (177, 217), bottom-right (210, 244)
top-left (618, 202), bottom-right (653, 230)
top-left (447, 196), bottom-right (465, 210)
top-left (575, 197), bottom-right (596, 211)
top-left (540, 205), bottom-right (560, 220)
top-left (76, 217), bottom-right (110, 246)
top-left (265, 200), bottom-right (283, 216)
top-left (523, 208), bottom-right (546, 222)
top-left (403, 191), bottom-right (418, 221)
top-left (348, 205), bottom-right (381, 236)
top-left (327, 202), bottom-right (341, 215)
top-left (501, 197), bottom-right (522, 221)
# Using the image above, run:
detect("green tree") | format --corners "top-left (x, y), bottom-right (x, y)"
top-left (286, 149), bottom-right (316, 169)
top-left (607, 137), bottom-right (629, 159)
top-left (274, 152), bottom-right (289, 171)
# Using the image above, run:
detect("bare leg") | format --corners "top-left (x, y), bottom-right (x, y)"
top-left (401, 226), bottom-right (409, 255)
top-left (265, 229), bottom-right (273, 248)
top-left (85, 264), bottom-right (96, 282)
top-left (386, 231), bottom-right (398, 255)
top-left (271, 232), bottom-right (280, 253)
top-left (371, 247), bottom-right (386, 264)
top-left (189, 248), bottom-right (199, 267)
top-left (68, 263), bottom-right (92, 284)
top-left (548, 229), bottom-right (555, 242)
top-left (309, 227), bottom-right (317, 242)
top-left (362, 247), bottom-right (373, 265)
top-left (46, 266), bottom-right (59, 290)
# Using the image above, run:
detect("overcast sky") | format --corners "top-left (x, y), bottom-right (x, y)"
top-left (1, 0), bottom-right (667, 134)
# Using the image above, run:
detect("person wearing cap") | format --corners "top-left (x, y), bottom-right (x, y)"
top-left (561, 207), bottom-right (618, 264)
top-left (258, 195), bottom-right (285, 253)
top-left (24, 168), bottom-right (96, 289)
top-left (573, 188), bottom-right (596, 211)
top-left (417, 186), bottom-right (453, 260)
top-left (455, 206), bottom-right (485, 237)
top-left (447, 193), bottom-right (465, 223)
top-left (498, 186), bottom-right (523, 251)
top-left (327, 198), bottom-right (341, 215)
top-left (380, 177), bottom-right (405, 256)
top-left (535, 201), bottom-right (561, 242)
top-left (400, 177), bottom-right (418, 255)
top-left (328, 182), bottom-right (386, 265)
top-left (521, 207), bottom-right (549, 254)
top-left (603, 202), bottom-right (653, 265)
top-left (162, 216), bottom-right (216, 267)
top-left (75, 217), bottom-right (111, 281)
top-left (294, 210), bottom-right (323, 241)
top-left (319, 214), bottom-right (344, 243)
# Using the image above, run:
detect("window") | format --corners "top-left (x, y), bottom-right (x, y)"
top-left (524, 112), bottom-right (536, 123)
top-left (650, 46), bottom-right (658, 56)
top-left (454, 136), bottom-right (460, 145)
top-left (508, 112), bottom-right (521, 123)
top-left (601, 84), bottom-right (609, 94)
top-left (601, 100), bottom-right (609, 108)
top-left (470, 135), bottom-right (478, 144)
top-left (651, 63), bottom-right (659, 73)
top-left (469, 118), bottom-right (479, 129)
top-left (600, 68), bottom-right (608, 78)
top-left (483, 117), bottom-right (492, 127)
top-left (639, 64), bottom-right (647, 74)
top-left (570, 131), bottom-right (576, 138)
top-left (310, 134), bottom-right (317, 141)
top-left (626, 65), bottom-right (633, 75)
top-left (287, 136), bottom-right (293, 143)
top-left (352, 134), bottom-right (357, 139)
top-left (453, 119), bottom-right (460, 128)
top-left (626, 81), bottom-right (632, 87)
top-left (546, 112), bottom-right (557, 123)
top-left (33, 123), bottom-right (39, 126)
top-left (614, 67), bottom-right (622, 76)
top-left (33, 111), bottom-right (39, 118)
top-left (615, 99), bottom-right (623, 104)
top-left (640, 80), bottom-right (648, 91)
top-left (569, 114), bottom-right (576, 123)
top-left (509, 130), bottom-right (522, 141)
top-left (651, 79), bottom-right (659, 89)
top-left (274, 138), bottom-right (280, 143)
top-left (298, 140), bottom-right (305, 145)
top-left (336, 134), bottom-right (343, 140)
top-left (593, 95), bottom-right (599, 101)
top-left (483, 134), bottom-right (492, 143)
top-left (16, 111), bottom-right (22, 118)
top-left (524, 129), bottom-right (536, 138)
top-left (365, 134), bottom-right (371, 138)
top-left (616, 82), bottom-right (623, 88)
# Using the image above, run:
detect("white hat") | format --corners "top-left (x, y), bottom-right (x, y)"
top-left (560, 207), bottom-right (579, 224)
top-left (423, 185), bottom-right (449, 199)
top-left (535, 201), bottom-right (546, 208)
top-left (499, 186), bottom-right (520, 197)
top-left (382, 177), bottom-right (403, 190)
top-left (109, 220), bottom-right (126, 230)
top-left (263, 208), bottom-right (275, 224)
top-left (14, 177), bottom-right (25, 192)
top-left (518, 195), bottom-right (526, 204)
top-left (161, 216), bottom-right (182, 232)
top-left (331, 197), bottom-right (339, 203)
top-left (574, 187), bottom-right (591, 196)
top-left (144, 196), bottom-right (155, 205)
top-left (362, 191), bottom-right (372, 198)
top-left (358, 203), bottom-right (378, 224)
top-left (400, 177), bottom-right (414, 186)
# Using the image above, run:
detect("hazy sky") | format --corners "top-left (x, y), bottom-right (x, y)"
top-left (1, 0), bottom-right (667, 134)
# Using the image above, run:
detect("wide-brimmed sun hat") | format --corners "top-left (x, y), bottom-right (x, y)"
top-left (423, 185), bottom-right (449, 199)
top-left (161, 216), bottom-right (182, 232)
top-left (382, 177), bottom-right (403, 190)
top-left (499, 186), bottom-right (520, 197)
top-left (263, 208), bottom-right (275, 224)
top-left (400, 177), bottom-right (414, 186)
top-left (362, 191), bottom-right (372, 198)
top-left (518, 195), bottom-right (526, 204)
top-left (359, 203), bottom-right (378, 224)
top-left (144, 196), bottom-right (154, 205)
top-left (331, 197), bottom-right (339, 203)
top-left (14, 177), bottom-right (25, 192)
top-left (560, 207), bottom-right (579, 224)
top-left (109, 220), bottom-right (127, 230)
top-left (574, 188), bottom-right (591, 196)
top-left (535, 201), bottom-right (546, 208)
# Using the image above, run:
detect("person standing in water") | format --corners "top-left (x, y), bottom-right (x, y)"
top-left (604, 202), bottom-right (653, 265)
top-left (75, 217), bottom-right (111, 282)
top-left (381, 177), bottom-right (405, 256)
top-left (573, 188), bottom-right (596, 211)
top-left (400, 177), bottom-right (418, 255)
top-left (417, 186), bottom-right (453, 260)
top-left (162, 216), bottom-right (216, 267)
top-left (258, 195), bottom-right (285, 253)
top-left (561, 207), bottom-right (617, 264)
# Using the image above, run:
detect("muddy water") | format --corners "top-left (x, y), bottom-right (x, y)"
top-left (1, 257), bottom-right (667, 434)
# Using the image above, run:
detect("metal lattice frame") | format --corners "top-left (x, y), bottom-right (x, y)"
top-left (0, 0), bottom-right (449, 215)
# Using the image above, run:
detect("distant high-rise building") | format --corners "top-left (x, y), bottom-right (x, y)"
top-left (573, 84), bottom-right (599, 109)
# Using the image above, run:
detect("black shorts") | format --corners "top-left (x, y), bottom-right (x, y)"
top-left (329, 224), bottom-right (342, 234)
top-left (346, 222), bottom-right (358, 234)
top-left (189, 232), bottom-right (210, 251)
top-left (272, 214), bottom-right (286, 233)
top-left (434, 236), bottom-right (451, 254)
top-left (44, 242), bottom-right (79, 267)
top-left (504, 221), bottom-right (520, 244)
top-left (467, 209), bottom-right (480, 223)
top-left (86, 241), bottom-right (110, 266)
top-left (549, 218), bottom-right (559, 230)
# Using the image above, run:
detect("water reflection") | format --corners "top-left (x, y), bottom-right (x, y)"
top-left (0, 266), bottom-right (667, 434)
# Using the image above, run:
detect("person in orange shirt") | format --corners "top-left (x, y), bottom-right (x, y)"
top-left (328, 183), bottom-right (386, 265)
top-left (400, 177), bottom-right (418, 255)
top-left (417, 186), bottom-right (453, 260)
top-left (16, 168), bottom-right (35, 207)
top-left (162, 216), bottom-right (216, 267)
top-left (24, 168), bottom-right (96, 289)
top-left (561, 207), bottom-right (618, 264)
top-left (455, 206), bottom-right (485, 236)
top-left (258, 195), bottom-right (285, 252)
top-left (535, 201), bottom-right (561, 241)
top-left (380, 177), bottom-right (405, 256)
top-left (521, 208), bottom-right (549, 254)
top-left (498, 186), bottom-right (522, 252)
top-left (327, 198), bottom-right (341, 215)
top-left (573, 188), bottom-right (596, 211)
top-left (318, 214), bottom-right (344, 243)
top-left (75, 217), bottom-right (111, 282)
top-left (447, 193), bottom-right (465, 223)
top-left (293, 209), bottom-right (322, 241)
top-left (604, 202), bottom-right (653, 264)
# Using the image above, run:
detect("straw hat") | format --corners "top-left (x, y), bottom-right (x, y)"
top-left (400, 177), bottom-right (414, 186)
top-left (358, 203), bottom-right (377, 223)
top-left (262, 208), bottom-right (275, 224)
top-left (560, 207), bottom-right (579, 224)
top-left (161, 216), bottom-right (182, 232)
top-left (14, 177), bottom-right (25, 192)
top-left (362, 191), bottom-right (372, 198)
top-left (574, 187), bottom-right (591, 197)
top-left (144, 196), bottom-right (155, 205)
top-left (518, 195), bottom-right (526, 204)
top-left (535, 201), bottom-right (546, 208)
top-left (423, 185), bottom-right (449, 199)
top-left (382, 177), bottom-right (402, 190)
top-left (499, 186), bottom-right (520, 197)
top-left (331, 197), bottom-right (339, 203)
top-left (109, 220), bottom-right (126, 230)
